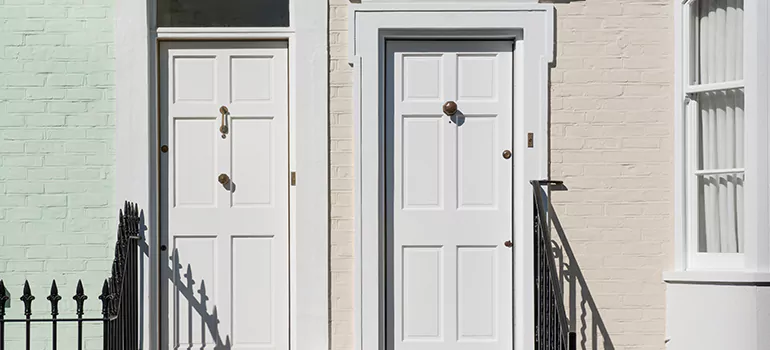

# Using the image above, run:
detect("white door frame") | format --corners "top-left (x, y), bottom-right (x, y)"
top-left (349, 4), bottom-right (554, 350)
top-left (115, 0), bottom-right (328, 349)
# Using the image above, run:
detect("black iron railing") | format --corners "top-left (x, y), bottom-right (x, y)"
top-left (532, 181), bottom-right (576, 350)
top-left (0, 201), bottom-right (140, 350)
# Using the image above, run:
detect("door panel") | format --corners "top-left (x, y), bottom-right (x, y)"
top-left (160, 41), bottom-right (289, 350)
top-left (387, 41), bottom-right (513, 350)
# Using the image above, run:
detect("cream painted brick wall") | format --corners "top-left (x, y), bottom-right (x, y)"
top-left (329, 0), bottom-right (355, 349)
top-left (550, 1), bottom-right (674, 349)
top-left (328, 1), bottom-right (674, 349)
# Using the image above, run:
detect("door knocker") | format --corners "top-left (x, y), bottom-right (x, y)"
top-left (219, 106), bottom-right (229, 138)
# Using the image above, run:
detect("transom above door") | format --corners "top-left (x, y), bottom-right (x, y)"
top-left (385, 40), bottom-right (514, 350)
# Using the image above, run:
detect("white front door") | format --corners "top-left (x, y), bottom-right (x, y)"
top-left (159, 41), bottom-right (289, 350)
top-left (386, 41), bottom-right (514, 350)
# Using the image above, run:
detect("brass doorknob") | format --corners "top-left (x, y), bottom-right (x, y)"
top-left (443, 101), bottom-right (457, 116)
top-left (218, 173), bottom-right (230, 185)
top-left (504, 240), bottom-right (513, 248)
top-left (502, 150), bottom-right (512, 159)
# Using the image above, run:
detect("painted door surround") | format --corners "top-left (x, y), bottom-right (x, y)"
top-left (159, 41), bottom-right (290, 349)
top-left (386, 40), bottom-right (514, 350)
top-left (115, 0), bottom-right (328, 348)
top-left (349, 4), bottom-right (554, 350)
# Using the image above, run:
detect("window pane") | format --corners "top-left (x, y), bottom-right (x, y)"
top-left (695, 89), bottom-right (744, 171)
top-left (157, 0), bottom-right (289, 27)
top-left (697, 173), bottom-right (744, 253)
top-left (690, 0), bottom-right (743, 85)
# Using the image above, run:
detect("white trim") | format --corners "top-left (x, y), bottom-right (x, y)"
top-left (116, 1), bottom-right (329, 349)
top-left (693, 168), bottom-right (745, 176)
top-left (685, 80), bottom-right (745, 93)
top-left (349, 5), bottom-right (554, 350)
top-left (663, 270), bottom-right (770, 284)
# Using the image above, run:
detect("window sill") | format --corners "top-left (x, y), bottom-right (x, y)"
top-left (664, 270), bottom-right (770, 285)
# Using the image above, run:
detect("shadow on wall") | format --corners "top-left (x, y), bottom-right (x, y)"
top-left (136, 213), bottom-right (232, 349)
top-left (548, 186), bottom-right (616, 350)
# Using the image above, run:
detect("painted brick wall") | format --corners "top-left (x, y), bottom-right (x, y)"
top-left (329, 0), bottom-right (355, 348)
top-left (0, 0), bottom-right (115, 347)
top-left (328, 1), bottom-right (674, 350)
top-left (549, 1), bottom-right (674, 349)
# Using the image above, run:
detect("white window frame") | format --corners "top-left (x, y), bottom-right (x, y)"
top-left (674, 0), bottom-right (770, 275)
top-left (115, 0), bottom-right (329, 348)
top-left (682, 0), bottom-right (746, 269)
top-left (348, 3), bottom-right (554, 350)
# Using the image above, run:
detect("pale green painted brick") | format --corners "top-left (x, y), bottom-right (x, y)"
top-left (6, 183), bottom-right (44, 194)
top-left (43, 154), bottom-right (85, 166)
top-left (5, 73), bottom-right (46, 86)
top-left (0, 88), bottom-right (26, 99)
top-left (6, 208), bottom-right (43, 220)
top-left (67, 168), bottom-right (101, 180)
top-left (25, 114), bottom-right (67, 126)
top-left (0, 142), bottom-right (26, 153)
top-left (25, 141), bottom-right (66, 153)
top-left (66, 140), bottom-right (106, 153)
top-left (44, 182), bottom-right (87, 193)
top-left (0, 168), bottom-right (28, 180)
top-left (26, 87), bottom-right (66, 99)
top-left (46, 73), bottom-right (84, 86)
top-left (45, 260), bottom-right (85, 272)
top-left (65, 88), bottom-right (102, 100)
top-left (49, 101), bottom-right (87, 112)
top-left (50, 46), bottom-right (89, 60)
top-left (47, 129), bottom-right (86, 139)
top-left (41, 207), bottom-right (67, 219)
top-left (67, 245), bottom-right (107, 258)
top-left (45, 19), bottom-right (86, 32)
top-left (2, 19), bottom-right (46, 32)
top-left (0, 247), bottom-right (28, 259)
top-left (25, 33), bottom-right (65, 45)
top-left (3, 155), bottom-right (43, 166)
top-left (0, 114), bottom-right (25, 126)
top-left (6, 261), bottom-right (45, 272)
top-left (26, 7), bottom-right (67, 19)
top-left (5, 101), bottom-right (46, 112)
top-left (27, 194), bottom-right (67, 207)
top-left (23, 61), bottom-right (67, 73)
top-left (0, 195), bottom-right (26, 206)
top-left (28, 167), bottom-right (67, 180)
top-left (1, 0), bottom-right (115, 345)
top-left (66, 115), bottom-right (107, 126)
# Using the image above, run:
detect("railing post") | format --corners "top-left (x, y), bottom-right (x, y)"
top-left (100, 280), bottom-right (111, 350)
top-left (47, 281), bottom-right (62, 350)
top-left (20, 281), bottom-right (34, 350)
top-left (73, 280), bottom-right (87, 350)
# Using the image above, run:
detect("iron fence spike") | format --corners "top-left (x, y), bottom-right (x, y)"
top-left (20, 280), bottom-right (35, 317)
top-left (0, 280), bottom-right (8, 317)
top-left (47, 280), bottom-right (62, 316)
top-left (73, 279), bottom-right (87, 317)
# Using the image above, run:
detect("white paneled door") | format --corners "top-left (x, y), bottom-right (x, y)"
top-left (159, 42), bottom-right (289, 350)
top-left (386, 41), bottom-right (513, 350)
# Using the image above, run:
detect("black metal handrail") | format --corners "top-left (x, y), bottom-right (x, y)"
top-left (532, 180), bottom-right (576, 350)
top-left (0, 201), bottom-right (140, 350)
